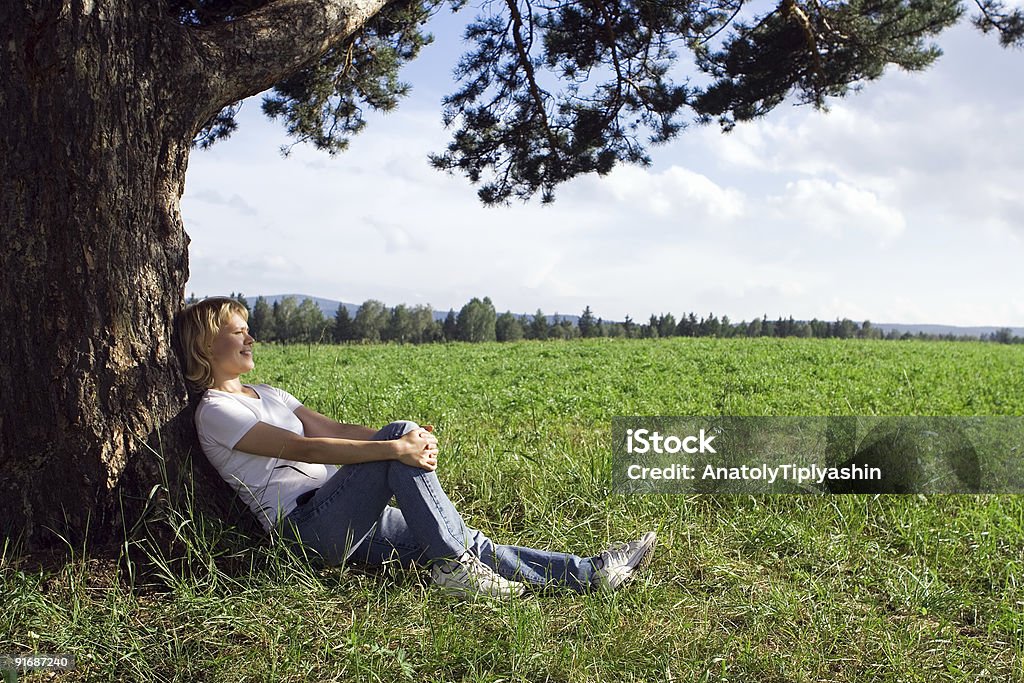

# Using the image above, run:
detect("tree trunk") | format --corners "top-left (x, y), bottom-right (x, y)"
top-left (0, 0), bottom-right (390, 552)
top-left (0, 2), bottom-right (211, 551)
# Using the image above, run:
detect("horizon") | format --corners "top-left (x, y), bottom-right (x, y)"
top-left (192, 291), bottom-right (1024, 334)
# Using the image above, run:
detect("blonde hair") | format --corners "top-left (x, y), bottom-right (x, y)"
top-left (178, 297), bottom-right (250, 389)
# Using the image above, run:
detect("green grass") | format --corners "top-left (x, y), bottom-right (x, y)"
top-left (3, 337), bottom-right (1023, 681)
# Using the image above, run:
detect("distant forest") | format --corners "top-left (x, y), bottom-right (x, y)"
top-left (191, 294), bottom-right (1024, 345)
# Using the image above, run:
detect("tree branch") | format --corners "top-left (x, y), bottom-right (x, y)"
top-left (186, 0), bottom-right (396, 122)
top-left (782, 0), bottom-right (826, 104)
top-left (503, 0), bottom-right (561, 169)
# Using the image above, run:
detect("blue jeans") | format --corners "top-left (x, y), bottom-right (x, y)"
top-left (281, 421), bottom-right (598, 592)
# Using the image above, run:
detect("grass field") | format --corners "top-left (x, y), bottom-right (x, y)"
top-left (3, 337), bottom-right (1023, 682)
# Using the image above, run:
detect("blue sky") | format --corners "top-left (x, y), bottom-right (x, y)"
top-left (182, 7), bottom-right (1023, 326)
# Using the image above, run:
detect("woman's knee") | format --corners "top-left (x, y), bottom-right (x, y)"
top-left (374, 420), bottom-right (420, 441)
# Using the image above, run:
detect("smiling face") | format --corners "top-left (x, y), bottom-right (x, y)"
top-left (209, 312), bottom-right (255, 383)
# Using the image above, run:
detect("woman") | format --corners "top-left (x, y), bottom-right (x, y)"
top-left (179, 296), bottom-right (656, 597)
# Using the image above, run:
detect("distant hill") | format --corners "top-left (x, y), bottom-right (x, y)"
top-left (869, 323), bottom-right (1024, 338)
top-left (250, 294), bottom-right (1022, 338)
top-left (257, 294), bottom-right (361, 318)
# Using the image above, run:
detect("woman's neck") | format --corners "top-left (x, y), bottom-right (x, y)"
top-left (210, 377), bottom-right (246, 394)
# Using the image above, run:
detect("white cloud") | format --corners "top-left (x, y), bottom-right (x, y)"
top-left (185, 189), bottom-right (259, 216)
top-left (771, 179), bottom-right (906, 240)
top-left (364, 217), bottom-right (426, 253)
top-left (602, 164), bottom-right (746, 222)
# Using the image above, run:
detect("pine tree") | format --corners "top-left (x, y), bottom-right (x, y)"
top-left (334, 304), bottom-right (355, 343)
top-left (442, 310), bottom-right (458, 342)
top-left (578, 306), bottom-right (596, 338)
top-left (385, 304), bottom-right (414, 343)
top-left (657, 313), bottom-right (676, 338)
top-left (251, 296), bottom-right (272, 342)
top-left (496, 311), bottom-right (525, 342)
top-left (530, 310), bottom-right (549, 341)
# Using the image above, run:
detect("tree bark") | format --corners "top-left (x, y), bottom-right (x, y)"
top-left (0, 0), bottom-right (387, 551)
top-left (1, 2), bottom-right (192, 550)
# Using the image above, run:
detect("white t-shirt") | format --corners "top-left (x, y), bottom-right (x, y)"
top-left (194, 383), bottom-right (333, 532)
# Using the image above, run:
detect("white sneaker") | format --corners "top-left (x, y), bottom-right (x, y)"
top-left (591, 531), bottom-right (657, 592)
top-left (431, 550), bottom-right (526, 599)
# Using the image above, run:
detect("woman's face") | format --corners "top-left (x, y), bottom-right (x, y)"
top-left (209, 311), bottom-right (255, 380)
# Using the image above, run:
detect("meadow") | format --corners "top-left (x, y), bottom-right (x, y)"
top-left (3, 337), bottom-right (1023, 682)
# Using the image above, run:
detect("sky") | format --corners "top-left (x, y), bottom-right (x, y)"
top-left (181, 6), bottom-right (1024, 327)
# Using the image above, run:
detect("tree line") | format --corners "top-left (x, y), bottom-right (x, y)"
top-left (193, 294), bottom-right (1023, 345)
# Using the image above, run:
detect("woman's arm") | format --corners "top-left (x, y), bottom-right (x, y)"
top-left (294, 406), bottom-right (380, 440)
top-left (233, 420), bottom-right (439, 470)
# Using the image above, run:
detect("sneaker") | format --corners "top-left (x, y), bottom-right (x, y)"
top-left (591, 531), bottom-right (657, 592)
top-left (431, 550), bottom-right (526, 599)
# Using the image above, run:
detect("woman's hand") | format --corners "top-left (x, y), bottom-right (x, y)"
top-left (394, 425), bottom-right (439, 471)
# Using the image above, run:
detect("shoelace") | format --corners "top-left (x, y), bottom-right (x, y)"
top-left (437, 553), bottom-right (499, 582)
top-left (596, 540), bottom-right (645, 572)
top-left (593, 546), bottom-right (618, 571)
top-left (604, 541), bottom-right (631, 555)
top-left (465, 556), bottom-right (502, 580)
